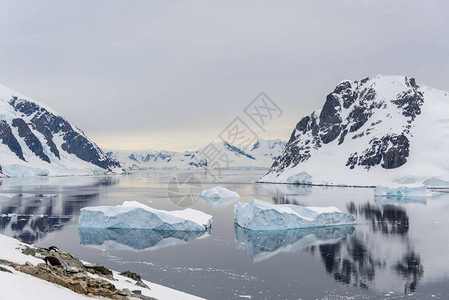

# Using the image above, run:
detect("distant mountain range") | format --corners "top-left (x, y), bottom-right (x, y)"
top-left (107, 139), bottom-right (286, 170)
top-left (260, 75), bottom-right (449, 187)
top-left (0, 84), bottom-right (121, 177)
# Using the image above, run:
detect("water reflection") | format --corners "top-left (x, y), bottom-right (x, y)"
top-left (312, 201), bottom-right (424, 292)
top-left (0, 176), bottom-right (119, 243)
top-left (79, 228), bottom-right (210, 251)
top-left (234, 224), bottom-right (355, 263)
top-left (348, 202), bottom-right (409, 235)
top-left (393, 251), bottom-right (424, 293)
top-left (315, 235), bottom-right (385, 289)
top-left (374, 196), bottom-right (427, 206)
top-left (261, 183), bottom-right (311, 205)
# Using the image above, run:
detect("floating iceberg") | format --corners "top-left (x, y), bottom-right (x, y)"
top-left (79, 228), bottom-right (209, 251)
top-left (79, 201), bottom-right (212, 231)
top-left (234, 224), bottom-right (354, 263)
top-left (200, 186), bottom-right (240, 199)
top-left (286, 172), bottom-right (312, 184)
top-left (200, 186), bottom-right (240, 207)
top-left (234, 199), bottom-right (355, 231)
top-left (374, 184), bottom-right (438, 198)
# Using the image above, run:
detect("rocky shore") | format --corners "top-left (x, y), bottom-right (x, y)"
top-left (0, 234), bottom-right (204, 300)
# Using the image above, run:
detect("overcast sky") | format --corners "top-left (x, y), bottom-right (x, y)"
top-left (1, 0), bottom-right (448, 151)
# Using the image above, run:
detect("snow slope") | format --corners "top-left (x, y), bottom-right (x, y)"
top-left (260, 75), bottom-right (449, 186)
top-left (0, 83), bottom-right (121, 177)
top-left (106, 139), bottom-right (286, 170)
top-left (0, 233), bottom-right (205, 300)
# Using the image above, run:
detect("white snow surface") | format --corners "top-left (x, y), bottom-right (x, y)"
top-left (0, 83), bottom-right (119, 177)
top-left (260, 75), bottom-right (449, 186)
top-left (79, 200), bottom-right (212, 231)
top-left (0, 233), bottom-right (204, 300)
top-left (106, 139), bottom-right (286, 170)
top-left (234, 199), bottom-right (355, 231)
top-left (374, 183), bottom-right (438, 198)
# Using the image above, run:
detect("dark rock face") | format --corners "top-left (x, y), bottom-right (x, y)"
top-left (61, 131), bottom-right (119, 169)
top-left (7, 98), bottom-right (120, 170)
top-left (346, 134), bottom-right (410, 169)
top-left (392, 89), bottom-right (424, 122)
top-left (12, 118), bottom-right (50, 163)
top-left (267, 76), bottom-right (422, 176)
top-left (0, 120), bottom-right (25, 161)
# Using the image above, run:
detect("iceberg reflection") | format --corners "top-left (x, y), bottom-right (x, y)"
top-left (234, 224), bottom-right (355, 263)
top-left (79, 228), bottom-right (209, 251)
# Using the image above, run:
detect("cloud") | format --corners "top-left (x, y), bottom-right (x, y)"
top-left (0, 0), bottom-right (448, 150)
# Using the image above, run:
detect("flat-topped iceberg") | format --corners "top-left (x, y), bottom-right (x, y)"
top-left (79, 201), bottom-right (212, 231)
top-left (234, 199), bottom-right (355, 231)
top-left (200, 186), bottom-right (240, 207)
top-left (374, 184), bottom-right (438, 198)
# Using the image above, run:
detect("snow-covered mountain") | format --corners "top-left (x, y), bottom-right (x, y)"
top-left (107, 139), bottom-right (286, 170)
top-left (260, 75), bottom-right (449, 186)
top-left (0, 84), bottom-right (121, 177)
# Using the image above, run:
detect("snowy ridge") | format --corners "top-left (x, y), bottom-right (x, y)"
top-left (0, 83), bottom-right (121, 177)
top-left (107, 139), bottom-right (286, 170)
top-left (261, 75), bottom-right (449, 186)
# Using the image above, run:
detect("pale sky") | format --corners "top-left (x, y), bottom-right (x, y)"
top-left (0, 1), bottom-right (448, 151)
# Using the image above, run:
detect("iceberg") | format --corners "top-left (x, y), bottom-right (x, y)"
top-left (234, 224), bottom-right (354, 263)
top-left (200, 186), bottom-right (240, 199)
top-left (234, 199), bottom-right (355, 231)
top-left (79, 201), bottom-right (212, 231)
top-left (374, 184), bottom-right (438, 198)
top-left (200, 186), bottom-right (240, 207)
top-left (286, 172), bottom-right (312, 184)
top-left (79, 228), bottom-right (209, 251)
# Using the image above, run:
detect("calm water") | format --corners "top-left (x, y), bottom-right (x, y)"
top-left (1, 170), bottom-right (449, 300)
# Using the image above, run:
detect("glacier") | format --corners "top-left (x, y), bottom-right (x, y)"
top-left (374, 184), bottom-right (438, 198)
top-left (78, 201), bottom-right (212, 231)
top-left (234, 199), bottom-right (355, 231)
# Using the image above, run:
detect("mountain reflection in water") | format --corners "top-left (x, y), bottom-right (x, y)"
top-left (0, 176), bottom-right (118, 243)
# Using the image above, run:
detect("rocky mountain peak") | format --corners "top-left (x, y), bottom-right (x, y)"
top-left (262, 76), bottom-right (448, 186)
top-left (0, 84), bottom-right (121, 176)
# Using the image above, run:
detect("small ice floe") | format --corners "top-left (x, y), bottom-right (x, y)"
top-left (234, 199), bottom-right (355, 231)
top-left (374, 183), bottom-right (438, 198)
top-left (79, 201), bottom-right (212, 231)
top-left (200, 186), bottom-right (240, 207)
